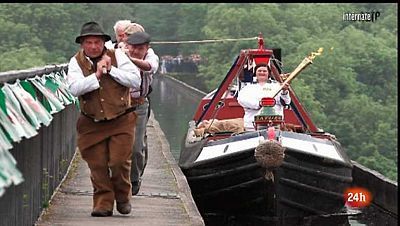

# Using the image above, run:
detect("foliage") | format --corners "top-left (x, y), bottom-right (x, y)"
top-left (0, 44), bottom-right (46, 71)
top-left (134, 3), bottom-right (183, 56)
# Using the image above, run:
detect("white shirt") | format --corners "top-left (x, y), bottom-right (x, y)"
top-left (67, 48), bottom-right (141, 97)
top-left (106, 42), bottom-right (159, 98)
top-left (237, 81), bottom-right (291, 131)
top-left (105, 40), bottom-right (115, 50)
top-left (105, 42), bottom-right (159, 76)
top-left (130, 47), bottom-right (159, 98)
top-left (145, 48), bottom-right (160, 76)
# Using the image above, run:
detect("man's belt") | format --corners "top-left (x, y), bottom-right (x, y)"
top-left (81, 106), bottom-right (137, 123)
top-left (131, 96), bottom-right (146, 106)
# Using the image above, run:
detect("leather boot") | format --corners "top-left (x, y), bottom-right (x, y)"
top-left (116, 201), bottom-right (132, 214)
top-left (91, 210), bottom-right (113, 217)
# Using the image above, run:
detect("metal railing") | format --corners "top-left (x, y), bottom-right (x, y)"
top-left (0, 64), bottom-right (79, 226)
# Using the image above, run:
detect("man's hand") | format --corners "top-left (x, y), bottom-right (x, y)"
top-left (95, 62), bottom-right (105, 79)
top-left (102, 54), bottom-right (112, 72)
top-left (96, 55), bottom-right (111, 79)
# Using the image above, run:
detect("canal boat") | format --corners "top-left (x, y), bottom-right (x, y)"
top-left (178, 35), bottom-right (353, 224)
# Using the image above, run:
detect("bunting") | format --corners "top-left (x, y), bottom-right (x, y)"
top-left (0, 69), bottom-right (77, 197)
top-left (29, 76), bottom-right (65, 113)
top-left (7, 82), bottom-right (53, 128)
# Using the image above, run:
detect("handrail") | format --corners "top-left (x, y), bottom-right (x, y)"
top-left (0, 62), bottom-right (78, 226)
top-left (0, 63), bottom-right (68, 84)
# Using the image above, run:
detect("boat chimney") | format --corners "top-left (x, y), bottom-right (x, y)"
top-left (258, 32), bottom-right (264, 49)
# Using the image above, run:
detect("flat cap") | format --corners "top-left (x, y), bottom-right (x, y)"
top-left (126, 31), bottom-right (151, 45)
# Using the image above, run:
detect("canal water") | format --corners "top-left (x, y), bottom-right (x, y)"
top-left (150, 74), bottom-right (396, 226)
top-left (150, 74), bottom-right (203, 160)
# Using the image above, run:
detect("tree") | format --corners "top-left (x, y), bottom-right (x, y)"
top-left (134, 3), bottom-right (182, 56)
top-left (0, 44), bottom-right (47, 71)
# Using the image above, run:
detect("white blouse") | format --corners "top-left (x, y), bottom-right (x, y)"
top-left (237, 81), bottom-right (291, 131)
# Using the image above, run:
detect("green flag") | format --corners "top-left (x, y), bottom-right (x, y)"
top-left (0, 90), bottom-right (7, 115)
top-left (29, 77), bottom-right (64, 114)
top-left (20, 81), bottom-right (37, 99)
top-left (44, 77), bottom-right (59, 93)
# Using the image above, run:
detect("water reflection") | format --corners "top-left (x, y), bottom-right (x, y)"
top-left (149, 74), bottom-right (397, 226)
top-left (150, 75), bottom-right (203, 159)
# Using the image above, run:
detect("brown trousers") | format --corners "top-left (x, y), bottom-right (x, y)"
top-left (77, 112), bottom-right (137, 212)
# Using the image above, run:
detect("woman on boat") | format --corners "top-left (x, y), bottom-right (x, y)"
top-left (237, 64), bottom-right (291, 131)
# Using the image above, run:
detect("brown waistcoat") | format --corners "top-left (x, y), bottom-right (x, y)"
top-left (74, 49), bottom-right (131, 121)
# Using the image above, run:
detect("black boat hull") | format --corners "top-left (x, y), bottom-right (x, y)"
top-left (179, 130), bottom-right (353, 220)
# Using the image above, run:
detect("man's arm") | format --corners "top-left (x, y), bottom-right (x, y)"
top-left (144, 48), bottom-right (159, 74)
top-left (128, 48), bottom-right (159, 73)
top-left (129, 57), bottom-right (151, 71)
top-left (67, 57), bottom-right (100, 97)
top-left (109, 48), bottom-right (142, 89)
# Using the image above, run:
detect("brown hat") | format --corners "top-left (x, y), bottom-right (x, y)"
top-left (126, 31), bottom-right (151, 45)
top-left (75, 21), bottom-right (111, 44)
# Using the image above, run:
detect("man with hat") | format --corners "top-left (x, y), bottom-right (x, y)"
top-left (125, 31), bottom-right (159, 195)
top-left (67, 21), bottom-right (142, 217)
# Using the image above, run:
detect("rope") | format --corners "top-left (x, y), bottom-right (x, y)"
top-left (152, 36), bottom-right (258, 44)
top-left (204, 87), bottom-right (231, 137)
